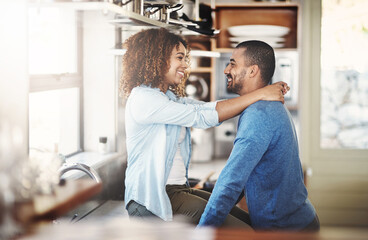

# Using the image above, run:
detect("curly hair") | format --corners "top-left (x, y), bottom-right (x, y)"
top-left (119, 28), bottom-right (190, 98)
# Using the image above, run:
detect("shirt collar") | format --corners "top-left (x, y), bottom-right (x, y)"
top-left (165, 89), bottom-right (177, 101)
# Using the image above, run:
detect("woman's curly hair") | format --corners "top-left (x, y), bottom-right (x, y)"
top-left (119, 28), bottom-right (190, 98)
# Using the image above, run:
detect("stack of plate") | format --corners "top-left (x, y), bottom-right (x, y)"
top-left (227, 25), bottom-right (290, 48)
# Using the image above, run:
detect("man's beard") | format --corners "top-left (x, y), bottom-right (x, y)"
top-left (226, 69), bottom-right (246, 95)
top-left (227, 78), bottom-right (242, 94)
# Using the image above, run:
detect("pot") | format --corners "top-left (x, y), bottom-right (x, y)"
top-left (178, 0), bottom-right (195, 20)
top-left (144, 1), bottom-right (183, 23)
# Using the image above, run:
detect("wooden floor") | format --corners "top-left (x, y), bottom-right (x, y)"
top-left (318, 226), bottom-right (368, 240)
top-left (18, 206), bottom-right (368, 240)
top-left (214, 226), bottom-right (368, 240)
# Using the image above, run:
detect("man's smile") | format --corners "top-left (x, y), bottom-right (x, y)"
top-left (226, 74), bottom-right (233, 88)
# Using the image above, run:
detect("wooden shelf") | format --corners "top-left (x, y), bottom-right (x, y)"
top-left (213, 3), bottom-right (299, 50)
top-left (190, 67), bottom-right (213, 73)
top-left (186, 37), bottom-right (216, 102)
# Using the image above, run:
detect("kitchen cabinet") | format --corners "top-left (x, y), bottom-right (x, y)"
top-left (210, 1), bottom-right (302, 111)
top-left (211, 2), bottom-right (300, 51)
top-left (209, 1), bottom-right (302, 159)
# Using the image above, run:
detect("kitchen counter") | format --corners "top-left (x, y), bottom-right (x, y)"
top-left (17, 217), bottom-right (368, 240)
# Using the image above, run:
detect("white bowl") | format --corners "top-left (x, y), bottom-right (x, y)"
top-left (230, 42), bottom-right (285, 48)
top-left (229, 36), bottom-right (285, 48)
top-left (229, 36), bottom-right (285, 43)
top-left (228, 25), bottom-right (290, 37)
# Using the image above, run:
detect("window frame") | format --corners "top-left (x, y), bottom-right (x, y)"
top-left (299, 0), bottom-right (368, 162)
top-left (28, 10), bottom-right (84, 156)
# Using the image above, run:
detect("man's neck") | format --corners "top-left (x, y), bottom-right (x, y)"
top-left (238, 84), bottom-right (266, 97)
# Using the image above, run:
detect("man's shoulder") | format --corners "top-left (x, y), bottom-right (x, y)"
top-left (239, 101), bottom-right (287, 130)
top-left (251, 100), bottom-right (283, 108)
top-left (242, 101), bottom-right (284, 116)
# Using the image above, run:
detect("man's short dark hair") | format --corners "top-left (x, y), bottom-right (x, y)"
top-left (236, 40), bottom-right (275, 85)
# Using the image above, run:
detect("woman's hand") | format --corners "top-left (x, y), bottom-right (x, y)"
top-left (258, 81), bottom-right (290, 104)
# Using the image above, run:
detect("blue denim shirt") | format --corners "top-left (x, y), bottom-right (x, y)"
top-left (124, 86), bottom-right (219, 221)
top-left (199, 101), bottom-right (316, 230)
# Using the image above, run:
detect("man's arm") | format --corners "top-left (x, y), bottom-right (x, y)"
top-left (198, 109), bottom-right (272, 227)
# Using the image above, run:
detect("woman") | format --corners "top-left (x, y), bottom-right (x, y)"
top-left (120, 28), bottom-right (288, 227)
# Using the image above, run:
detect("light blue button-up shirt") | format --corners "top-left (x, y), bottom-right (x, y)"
top-left (124, 85), bottom-right (219, 221)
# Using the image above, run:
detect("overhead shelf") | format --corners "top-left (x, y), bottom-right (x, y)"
top-left (28, 1), bottom-right (217, 35)
top-left (29, 1), bottom-right (176, 28)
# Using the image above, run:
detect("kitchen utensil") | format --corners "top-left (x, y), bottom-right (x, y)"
top-left (133, 0), bottom-right (144, 15)
top-left (185, 75), bottom-right (209, 100)
top-left (120, 0), bottom-right (134, 12)
top-left (178, 3), bottom-right (216, 36)
top-left (144, 1), bottom-right (183, 23)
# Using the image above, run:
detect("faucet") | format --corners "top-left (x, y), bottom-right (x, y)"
top-left (59, 163), bottom-right (101, 183)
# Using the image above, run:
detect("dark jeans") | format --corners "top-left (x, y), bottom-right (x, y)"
top-left (126, 200), bottom-right (163, 221)
top-left (301, 214), bottom-right (320, 232)
top-left (166, 184), bottom-right (252, 228)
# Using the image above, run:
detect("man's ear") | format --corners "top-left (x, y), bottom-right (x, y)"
top-left (249, 65), bottom-right (259, 78)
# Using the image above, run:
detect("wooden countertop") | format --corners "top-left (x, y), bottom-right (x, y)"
top-left (16, 217), bottom-right (368, 240)
top-left (15, 179), bottom-right (102, 223)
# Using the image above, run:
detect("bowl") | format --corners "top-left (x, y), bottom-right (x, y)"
top-left (227, 24), bottom-right (290, 37)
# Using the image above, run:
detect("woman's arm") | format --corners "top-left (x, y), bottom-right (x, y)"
top-left (129, 88), bottom-right (219, 129)
top-left (216, 81), bottom-right (289, 122)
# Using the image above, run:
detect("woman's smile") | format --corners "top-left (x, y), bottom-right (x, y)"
top-left (177, 70), bottom-right (185, 78)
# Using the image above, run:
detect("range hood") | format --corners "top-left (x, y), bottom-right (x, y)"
top-left (28, 0), bottom-right (219, 36)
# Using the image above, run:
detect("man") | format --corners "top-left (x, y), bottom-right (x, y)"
top-left (198, 41), bottom-right (319, 231)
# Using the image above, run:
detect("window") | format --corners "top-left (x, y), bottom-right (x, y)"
top-left (29, 88), bottom-right (80, 154)
top-left (28, 6), bottom-right (82, 156)
top-left (320, 0), bottom-right (368, 149)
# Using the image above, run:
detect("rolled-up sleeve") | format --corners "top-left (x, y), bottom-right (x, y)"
top-left (129, 87), bottom-right (219, 129)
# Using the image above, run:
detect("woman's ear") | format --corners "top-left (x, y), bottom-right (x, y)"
top-left (249, 65), bottom-right (259, 78)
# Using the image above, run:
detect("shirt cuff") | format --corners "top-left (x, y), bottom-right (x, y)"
top-left (202, 101), bottom-right (220, 126)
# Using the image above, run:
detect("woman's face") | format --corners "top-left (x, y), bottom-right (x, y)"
top-left (163, 42), bottom-right (188, 91)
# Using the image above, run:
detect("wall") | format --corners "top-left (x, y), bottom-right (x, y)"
top-left (300, 0), bottom-right (368, 227)
top-left (0, 1), bottom-right (28, 168)
top-left (82, 11), bottom-right (117, 153)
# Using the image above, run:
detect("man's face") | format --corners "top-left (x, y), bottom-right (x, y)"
top-left (224, 48), bottom-right (253, 96)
